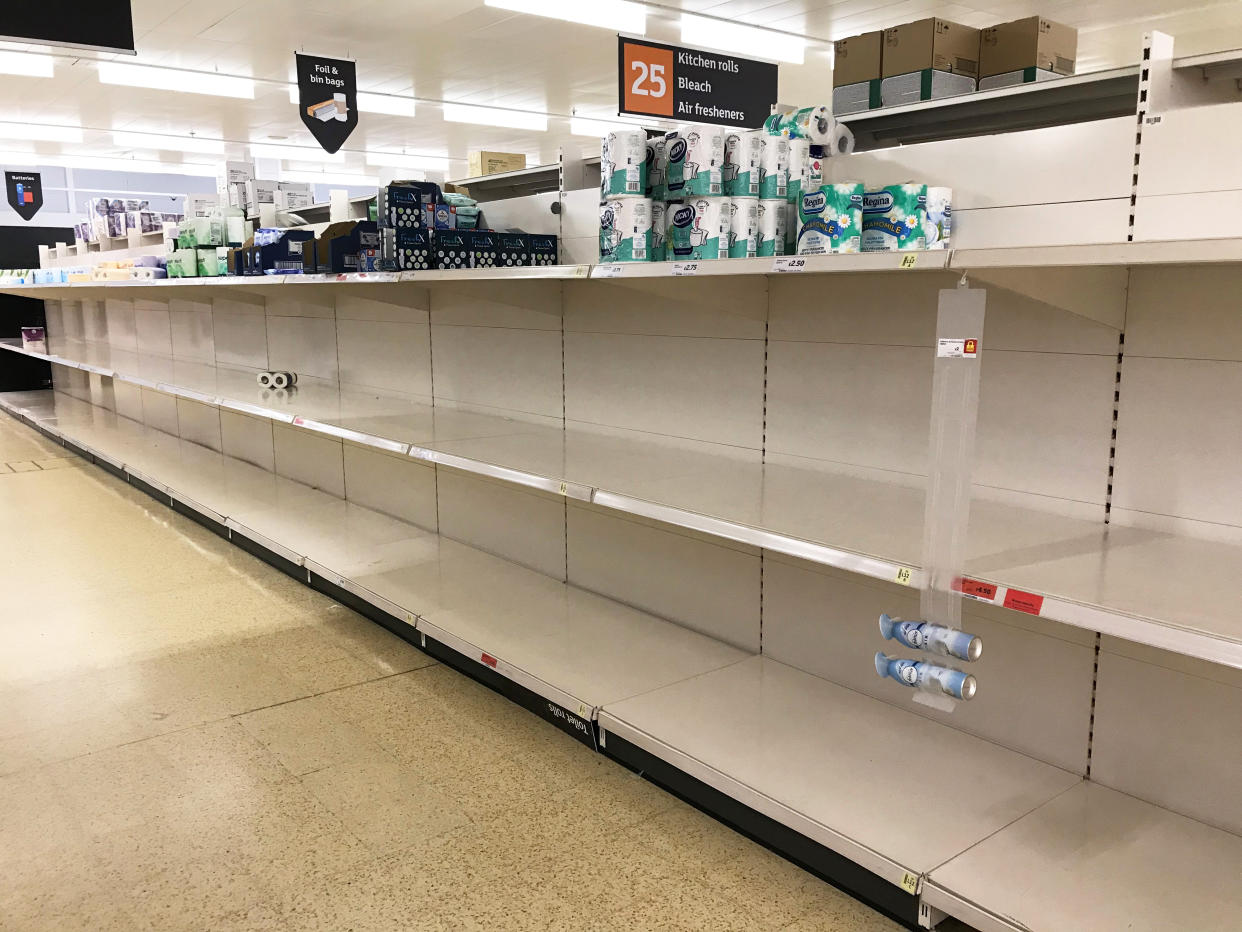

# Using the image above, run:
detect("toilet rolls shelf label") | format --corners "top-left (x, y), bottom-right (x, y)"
top-left (895, 567), bottom-right (913, 586)
top-left (672, 262), bottom-right (699, 276)
top-left (772, 256), bottom-right (808, 273)
top-left (618, 36), bottom-right (778, 128)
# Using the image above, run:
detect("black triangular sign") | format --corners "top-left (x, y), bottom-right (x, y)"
top-left (296, 53), bottom-right (358, 154)
top-left (6, 171), bottom-right (42, 221)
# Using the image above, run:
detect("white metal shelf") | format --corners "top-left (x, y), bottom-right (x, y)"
top-left (6, 336), bottom-right (1242, 669)
top-left (924, 781), bottom-right (1242, 932)
top-left (0, 388), bottom-right (747, 719)
top-left (598, 656), bottom-right (1081, 890)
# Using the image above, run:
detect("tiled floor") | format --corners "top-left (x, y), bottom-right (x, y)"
top-left (0, 413), bottom-right (921, 931)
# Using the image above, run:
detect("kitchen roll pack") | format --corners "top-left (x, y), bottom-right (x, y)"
top-left (728, 198), bottom-right (759, 259)
top-left (757, 200), bottom-right (787, 257)
top-left (601, 129), bottom-right (647, 198)
top-left (723, 130), bottom-right (763, 197)
top-left (600, 197), bottom-right (652, 263)
top-left (666, 198), bottom-right (730, 261)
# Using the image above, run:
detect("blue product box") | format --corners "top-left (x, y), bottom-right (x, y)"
top-left (464, 230), bottom-right (499, 268)
top-left (434, 203), bottom-right (456, 230)
top-left (256, 230), bottom-right (315, 274)
top-left (434, 230), bottom-right (470, 269)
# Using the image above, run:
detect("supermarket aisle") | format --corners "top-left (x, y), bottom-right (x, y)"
top-left (0, 413), bottom-right (905, 931)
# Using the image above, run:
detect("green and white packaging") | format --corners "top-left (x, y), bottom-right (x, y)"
top-left (923, 186), bottom-right (951, 250)
top-left (758, 136), bottom-right (788, 201)
top-left (727, 198), bottom-right (758, 259)
top-left (797, 183), bottom-right (863, 255)
top-left (599, 197), bottom-right (652, 263)
top-left (723, 130), bottom-right (763, 197)
top-left (861, 184), bottom-right (927, 252)
top-left (679, 125), bottom-right (724, 196)
top-left (665, 197), bottom-right (729, 261)
top-left (601, 129), bottom-right (647, 198)
top-left (756, 200), bottom-right (786, 257)
top-left (650, 202), bottom-right (667, 261)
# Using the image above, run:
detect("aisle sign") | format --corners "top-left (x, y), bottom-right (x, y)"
top-left (295, 53), bottom-right (358, 153)
top-left (6, 172), bottom-right (42, 221)
top-left (618, 37), bottom-right (777, 128)
top-left (2, 1), bottom-right (134, 54)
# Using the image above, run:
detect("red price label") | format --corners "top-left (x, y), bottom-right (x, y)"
top-left (959, 578), bottom-right (998, 601)
top-left (1003, 589), bottom-right (1045, 615)
top-left (481, 652), bottom-right (498, 668)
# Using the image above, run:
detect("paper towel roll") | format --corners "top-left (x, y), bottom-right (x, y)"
top-left (765, 106), bottom-right (855, 155)
top-left (600, 197), bottom-right (653, 263)
top-left (650, 202), bottom-right (667, 261)
top-left (601, 129), bottom-right (648, 198)
top-left (666, 198), bottom-right (729, 261)
top-left (723, 130), bottom-right (763, 198)
top-left (827, 121), bottom-right (855, 157)
top-left (270, 371), bottom-right (289, 389)
top-left (758, 136), bottom-right (789, 201)
top-left (646, 136), bottom-right (666, 199)
top-left (757, 201), bottom-right (786, 257)
top-left (676, 125), bottom-right (724, 196)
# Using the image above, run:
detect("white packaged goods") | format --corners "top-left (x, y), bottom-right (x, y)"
top-left (728, 198), bottom-right (759, 259)
top-left (677, 125), bottom-right (724, 196)
top-left (666, 197), bottom-right (730, 261)
top-left (763, 106), bottom-right (856, 155)
top-left (650, 202), bottom-right (667, 261)
top-left (797, 184), bottom-right (864, 255)
top-left (759, 136), bottom-right (789, 201)
top-left (861, 184), bottom-right (927, 251)
top-left (723, 130), bottom-right (763, 197)
top-left (757, 200), bottom-right (786, 257)
top-left (646, 136), bottom-right (666, 199)
top-left (788, 139), bottom-right (825, 207)
top-left (924, 186), bottom-right (952, 249)
top-left (599, 197), bottom-right (652, 263)
top-left (601, 129), bottom-right (647, 198)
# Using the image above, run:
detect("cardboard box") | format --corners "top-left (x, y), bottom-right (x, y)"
top-left (979, 17), bottom-right (1077, 79)
top-left (883, 19), bottom-right (979, 78)
top-left (832, 31), bottom-right (883, 114)
top-left (468, 151), bottom-right (527, 177)
top-left (275, 181), bottom-right (314, 211)
top-left (246, 179), bottom-right (277, 214)
top-left (217, 161), bottom-right (254, 211)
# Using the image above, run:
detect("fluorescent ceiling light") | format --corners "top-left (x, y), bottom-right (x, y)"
top-left (680, 14), bottom-right (805, 64)
top-left (0, 151), bottom-right (217, 176)
top-left (442, 102), bottom-right (547, 132)
top-left (365, 151), bottom-right (449, 172)
top-left (358, 92), bottom-right (416, 117)
top-left (0, 51), bottom-right (53, 78)
top-left (279, 169), bottom-right (379, 187)
top-left (0, 121), bottom-right (82, 143)
top-left (570, 115), bottom-right (649, 137)
top-left (98, 62), bottom-right (255, 99)
top-left (249, 142), bottom-right (344, 164)
top-left (485, 0), bottom-right (645, 33)
top-left (112, 130), bottom-right (225, 154)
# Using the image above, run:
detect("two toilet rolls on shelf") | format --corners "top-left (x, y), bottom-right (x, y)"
top-left (256, 370), bottom-right (298, 389)
top-left (764, 106), bottom-right (856, 156)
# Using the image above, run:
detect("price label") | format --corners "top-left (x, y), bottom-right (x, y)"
top-left (595, 264), bottom-right (623, 279)
top-left (571, 265), bottom-right (591, 278)
top-left (899, 872), bottom-right (919, 895)
top-left (899, 254), bottom-right (918, 269)
top-left (672, 262), bottom-right (699, 276)
top-left (895, 567), bottom-right (913, 586)
top-left (558, 481), bottom-right (569, 496)
top-left (772, 256), bottom-right (808, 273)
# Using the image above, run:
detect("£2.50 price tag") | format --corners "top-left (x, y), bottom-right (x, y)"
top-left (772, 256), bottom-right (807, 273)
top-left (672, 262), bottom-right (699, 276)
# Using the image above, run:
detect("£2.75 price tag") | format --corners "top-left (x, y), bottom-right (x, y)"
top-left (672, 262), bottom-right (699, 276)
top-left (594, 264), bottom-right (623, 279)
top-left (772, 256), bottom-right (807, 273)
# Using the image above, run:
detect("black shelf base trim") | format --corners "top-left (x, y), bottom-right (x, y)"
top-left (127, 474), bottom-right (169, 506)
top-left (229, 531), bottom-right (304, 578)
top-left (421, 634), bottom-right (598, 750)
top-left (307, 571), bottom-right (420, 650)
top-left (601, 731), bottom-right (920, 930)
top-left (168, 497), bottom-right (229, 539)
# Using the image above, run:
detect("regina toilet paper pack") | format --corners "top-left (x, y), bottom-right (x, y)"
top-left (728, 198), bottom-right (759, 259)
top-left (666, 198), bottom-right (730, 261)
top-left (757, 200), bottom-right (787, 257)
top-left (797, 184), bottom-right (863, 255)
top-left (650, 202), bottom-right (667, 261)
top-left (601, 129), bottom-right (647, 198)
top-left (923, 187), bottom-right (952, 249)
top-left (861, 184), bottom-right (927, 252)
top-left (723, 130), bottom-right (763, 197)
top-left (600, 197), bottom-right (652, 263)
top-left (787, 139), bottom-right (825, 208)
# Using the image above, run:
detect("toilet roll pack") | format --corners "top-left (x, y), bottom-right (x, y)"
top-left (600, 197), bottom-right (652, 263)
top-left (723, 130), bottom-right (763, 198)
top-left (797, 184), bottom-right (864, 255)
top-left (861, 184), bottom-right (928, 251)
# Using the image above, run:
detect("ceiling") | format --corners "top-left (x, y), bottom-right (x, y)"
top-left (2, 0), bottom-right (1241, 183)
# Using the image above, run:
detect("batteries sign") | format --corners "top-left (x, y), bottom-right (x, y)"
top-left (6, 172), bottom-right (42, 221)
top-left (618, 37), bottom-right (777, 128)
top-left (295, 53), bottom-right (358, 154)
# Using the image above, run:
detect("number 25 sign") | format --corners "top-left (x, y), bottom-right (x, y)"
top-left (622, 41), bottom-right (673, 117)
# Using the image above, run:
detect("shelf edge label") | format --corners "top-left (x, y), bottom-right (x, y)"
top-left (1003, 588), bottom-right (1045, 615)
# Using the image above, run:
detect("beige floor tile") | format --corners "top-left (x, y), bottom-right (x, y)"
top-left (299, 752), bottom-right (471, 855)
top-left (33, 456), bottom-right (82, 470)
top-left (237, 693), bottom-right (389, 776)
top-left (7, 460), bottom-right (39, 472)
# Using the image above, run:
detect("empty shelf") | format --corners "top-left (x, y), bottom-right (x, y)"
top-left (924, 781), bottom-right (1242, 932)
top-left (8, 337), bottom-right (1242, 668)
top-left (598, 656), bottom-right (1080, 889)
top-left (0, 389), bottom-right (747, 721)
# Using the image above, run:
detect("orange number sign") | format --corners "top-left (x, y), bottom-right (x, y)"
top-left (623, 41), bottom-right (674, 117)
